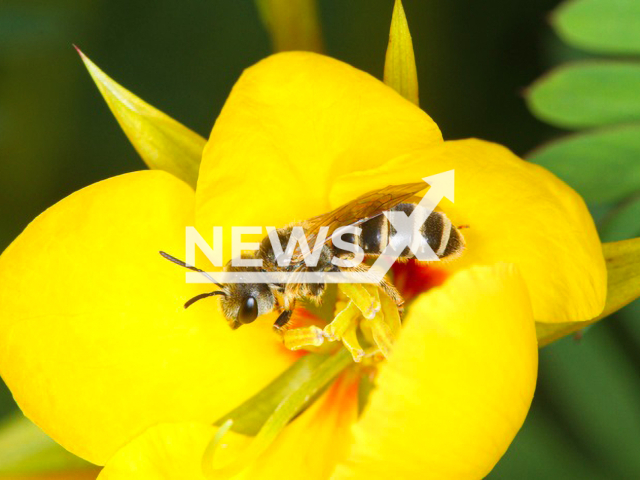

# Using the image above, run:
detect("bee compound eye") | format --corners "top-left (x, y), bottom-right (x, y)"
top-left (238, 296), bottom-right (259, 324)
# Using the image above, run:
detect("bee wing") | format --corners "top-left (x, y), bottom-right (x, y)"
top-left (294, 182), bottom-right (426, 261)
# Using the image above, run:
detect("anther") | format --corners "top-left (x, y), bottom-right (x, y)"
top-left (365, 310), bottom-right (394, 358)
top-left (324, 301), bottom-right (360, 341)
top-left (338, 283), bottom-right (381, 319)
top-left (283, 325), bottom-right (325, 351)
top-left (362, 288), bottom-right (400, 359)
top-left (341, 322), bottom-right (365, 362)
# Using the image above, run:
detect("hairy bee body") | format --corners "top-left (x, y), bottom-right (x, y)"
top-left (162, 183), bottom-right (466, 331)
top-left (255, 202), bottom-right (465, 316)
top-left (260, 202), bottom-right (464, 269)
top-left (332, 202), bottom-right (465, 261)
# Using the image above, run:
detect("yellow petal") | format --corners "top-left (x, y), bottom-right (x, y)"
top-left (334, 264), bottom-right (538, 479)
top-left (98, 375), bottom-right (359, 479)
top-left (537, 237), bottom-right (640, 346)
top-left (1, 471), bottom-right (100, 480)
top-left (256, 0), bottom-right (324, 53)
top-left (196, 52), bottom-right (442, 239)
top-left (0, 171), bottom-right (295, 465)
top-left (78, 49), bottom-right (206, 188)
top-left (384, 0), bottom-right (419, 105)
top-left (97, 423), bottom-right (221, 480)
top-left (244, 373), bottom-right (358, 479)
top-left (330, 138), bottom-right (607, 323)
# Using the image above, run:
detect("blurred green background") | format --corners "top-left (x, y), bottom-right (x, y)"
top-left (1, 0), bottom-right (639, 478)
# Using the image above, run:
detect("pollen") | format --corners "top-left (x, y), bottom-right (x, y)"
top-left (280, 261), bottom-right (446, 361)
top-left (283, 325), bottom-right (325, 350)
top-left (282, 283), bottom-right (400, 362)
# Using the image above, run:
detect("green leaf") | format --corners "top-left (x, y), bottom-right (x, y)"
top-left (535, 332), bottom-right (640, 477)
top-left (383, 0), bottom-right (419, 106)
top-left (488, 401), bottom-right (606, 479)
top-left (616, 297), bottom-right (640, 350)
top-left (553, 0), bottom-right (640, 55)
top-left (0, 412), bottom-right (94, 475)
top-left (214, 350), bottom-right (350, 436)
top-left (78, 48), bottom-right (205, 189)
top-left (601, 195), bottom-right (640, 242)
top-left (528, 125), bottom-right (640, 204)
top-left (527, 62), bottom-right (640, 129)
top-left (256, 0), bottom-right (324, 53)
top-left (537, 238), bottom-right (640, 347)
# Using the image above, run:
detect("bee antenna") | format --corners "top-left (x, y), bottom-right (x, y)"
top-left (184, 290), bottom-right (227, 309)
top-left (159, 251), bottom-right (225, 289)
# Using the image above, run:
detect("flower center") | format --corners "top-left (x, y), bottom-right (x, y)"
top-left (202, 262), bottom-right (448, 478)
top-left (280, 260), bottom-right (448, 363)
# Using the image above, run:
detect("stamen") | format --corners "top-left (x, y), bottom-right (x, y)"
top-left (321, 284), bottom-right (401, 360)
top-left (338, 283), bottom-right (380, 319)
top-left (282, 284), bottom-right (402, 361)
top-left (324, 301), bottom-right (360, 341)
top-left (283, 325), bottom-right (325, 350)
top-left (353, 284), bottom-right (399, 358)
top-left (365, 308), bottom-right (394, 358)
top-left (341, 322), bottom-right (365, 363)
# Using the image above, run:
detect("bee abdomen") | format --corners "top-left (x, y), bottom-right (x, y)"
top-left (354, 203), bottom-right (464, 261)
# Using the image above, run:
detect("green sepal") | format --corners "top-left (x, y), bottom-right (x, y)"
top-left (214, 349), bottom-right (351, 436)
top-left (77, 48), bottom-right (205, 189)
top-left (537, 238), bottom-right (640, 347)
top-left (383, 0), bottom-right (419, 106)
top-left (255, 0), bottom-right (324, 53)
top-left (205, 349), bottom-right (352, 478)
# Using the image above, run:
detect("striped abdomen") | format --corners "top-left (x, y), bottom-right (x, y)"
top-left (336, 203), bottom-right (465, 261)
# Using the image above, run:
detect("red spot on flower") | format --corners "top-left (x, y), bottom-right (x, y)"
top-left (391, 259), bottom-right (448, 303)
top-left (287, 307), bottom-right (325, 330)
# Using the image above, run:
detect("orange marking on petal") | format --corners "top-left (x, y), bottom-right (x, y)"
top-left (247, 372), bottom-right (360, 479)
top-left (392, 259), bottom-right (449, 303)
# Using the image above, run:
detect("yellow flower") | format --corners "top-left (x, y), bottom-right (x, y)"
top-left (0, 52), bottom-right (605, 479)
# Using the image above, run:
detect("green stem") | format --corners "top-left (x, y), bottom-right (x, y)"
top-left (202, 348), bottom-right (352, 478)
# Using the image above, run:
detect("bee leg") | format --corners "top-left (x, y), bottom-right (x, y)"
top-left (273, 310), bottom-right (293, 330)
top-left (378, 289), bottom-right (401, 337)
top-left (379, 277), bottom-right (405, 318)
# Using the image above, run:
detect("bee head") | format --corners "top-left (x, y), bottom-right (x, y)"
top-left (219, 281), bottom-right (276, 329)
top-left (159, 251), bottom-right (277, 330)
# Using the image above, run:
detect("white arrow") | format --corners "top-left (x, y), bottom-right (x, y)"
top-left (367, 170), bottom-right (455, 282)
top-left (422, 169), bottom-right (455, 203)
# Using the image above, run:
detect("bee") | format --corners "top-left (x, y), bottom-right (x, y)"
top-left (161, 182), bottom-right (465, 330)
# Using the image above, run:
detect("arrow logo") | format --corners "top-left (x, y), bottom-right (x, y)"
top-left (366, 170), bottom-right (455, 283)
